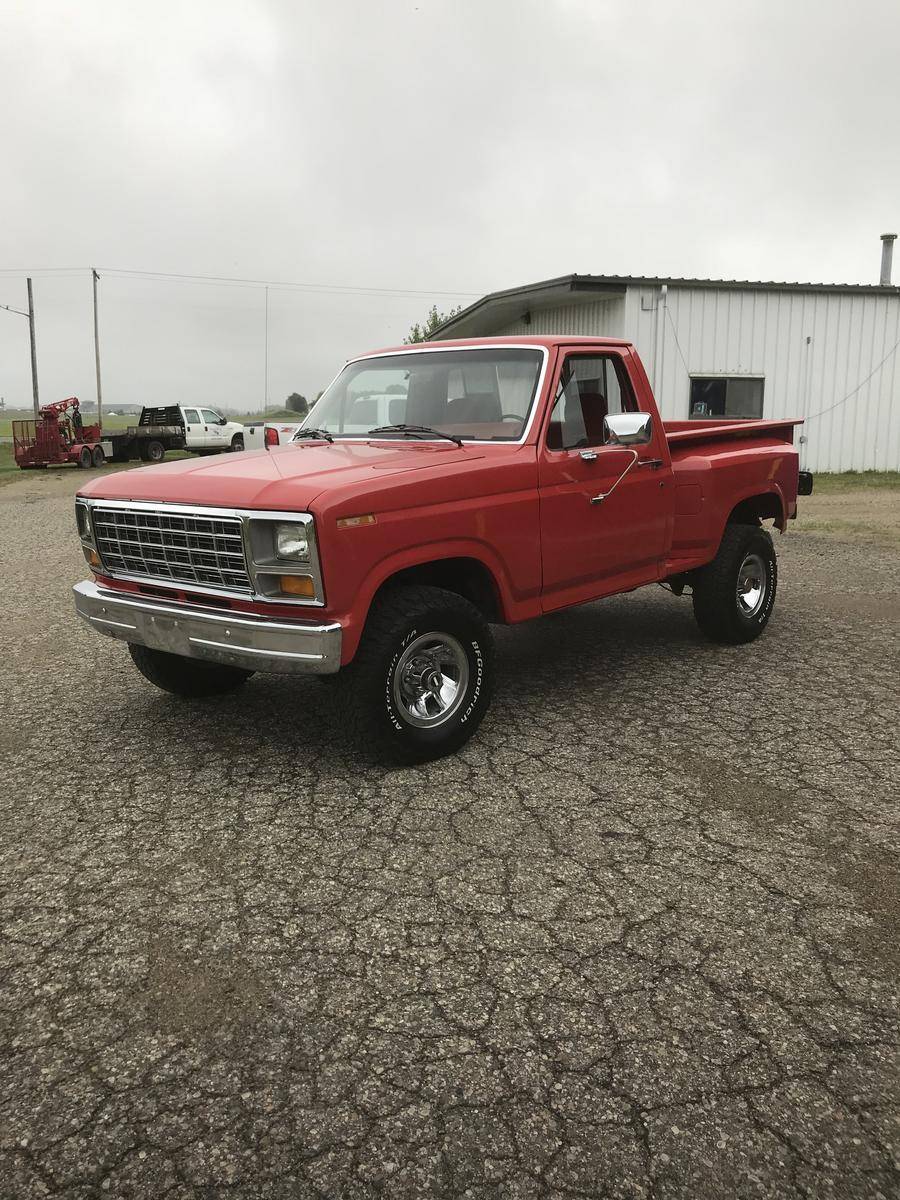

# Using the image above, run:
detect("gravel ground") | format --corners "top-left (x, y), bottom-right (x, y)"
top-left (0, 467), bottom-right (898, 1199)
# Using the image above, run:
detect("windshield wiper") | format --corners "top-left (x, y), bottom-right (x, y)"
top-left (292, 427), bottom-right (334, 443)
top-left (368, 424), bottom-right (463, 447)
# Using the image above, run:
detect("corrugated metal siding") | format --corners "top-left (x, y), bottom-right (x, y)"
top-left (499, 299), bottom-right (625, 338)
top-left (495, 286), bottom-right (900, 471)
top-left (625, 285), bottom-right (900, 472)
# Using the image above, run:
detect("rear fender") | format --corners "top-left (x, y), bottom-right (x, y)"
top-left (722, 484), bottom-right (787, 537)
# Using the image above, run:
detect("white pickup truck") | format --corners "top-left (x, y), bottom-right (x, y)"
top-left (179, 406), bottom-right (245, 453)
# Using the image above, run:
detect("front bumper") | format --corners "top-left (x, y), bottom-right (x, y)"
top-left (73, 580), bottom-right (342, 675)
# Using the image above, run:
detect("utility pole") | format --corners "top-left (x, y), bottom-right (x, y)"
top-left (27, 278), bottom-right (39, 418)
top-left (264, 285), bottom-right (269, 417)
top-left (92, 269), bottom-right (103, 431)
top-left (0, 285), bottom-right (38, 414)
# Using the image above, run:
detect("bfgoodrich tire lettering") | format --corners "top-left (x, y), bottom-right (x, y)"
top-left (338, 584), bottom-right (494, 763)
top-left (692, 523), bottom-right (778, 644)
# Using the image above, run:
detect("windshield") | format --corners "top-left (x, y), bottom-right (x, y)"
top-left (296, 348), bottom-right (544, 442)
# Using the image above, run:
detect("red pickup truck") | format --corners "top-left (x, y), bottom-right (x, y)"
top-left (73, 336), bottom-right (812, 761)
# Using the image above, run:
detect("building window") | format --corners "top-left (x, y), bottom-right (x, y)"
top-left (689, 377), bottom-right (764, 420)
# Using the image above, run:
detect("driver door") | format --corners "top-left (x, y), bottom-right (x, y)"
top-left (538, 350), bottom-right (673, 611)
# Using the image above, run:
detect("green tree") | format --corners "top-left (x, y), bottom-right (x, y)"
top-left (286, 392), bottom-right (308, 416)
top-left (404, 304), bottom-right (462, 344)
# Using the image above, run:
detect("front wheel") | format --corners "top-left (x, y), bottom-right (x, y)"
top-left (230, 434), bottom-right (244, 452)
top-left (692, 523), bottom-right (777, 644)
top-left (337, 585), bottom-right (494, 763)
top-left (128, 644), bottom-right (254, 697)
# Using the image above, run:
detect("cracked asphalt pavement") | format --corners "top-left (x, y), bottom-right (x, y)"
top-left (0, 468), bottom-right (898, 1198)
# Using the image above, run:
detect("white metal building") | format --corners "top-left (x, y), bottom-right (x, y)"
top-left (433, 242), bottom-right (900, 473)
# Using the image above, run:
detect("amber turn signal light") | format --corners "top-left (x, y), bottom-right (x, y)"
top-left (279, 574), bottom-right (316, 598)
top-left (336, 513), bottom-right (376, 529)
top-left (83, 547), bottom-right (101, 568)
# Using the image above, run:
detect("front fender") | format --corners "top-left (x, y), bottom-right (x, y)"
top-left (337, 538), bottom-right (533, 664)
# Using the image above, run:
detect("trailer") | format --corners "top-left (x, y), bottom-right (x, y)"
top-left (13, 398), bottom-right (185, 470)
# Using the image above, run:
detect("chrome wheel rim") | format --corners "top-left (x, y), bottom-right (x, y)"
top-left (392, 632), bottom-right (469, 728)
top-left (737, 552), bottom-right (767, 617)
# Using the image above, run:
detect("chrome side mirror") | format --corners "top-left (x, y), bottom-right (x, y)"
top-left (604, 412), bottom-right (652, 446)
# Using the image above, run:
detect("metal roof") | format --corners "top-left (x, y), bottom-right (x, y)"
top-left (433, 272), bottom-right (900, 339)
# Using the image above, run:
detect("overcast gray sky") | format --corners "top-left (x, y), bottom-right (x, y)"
top-left (1, 0), bottom-right (898, 412)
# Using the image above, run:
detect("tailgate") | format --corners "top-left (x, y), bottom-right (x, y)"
top-left (243, 421), bottom-right (303, 450)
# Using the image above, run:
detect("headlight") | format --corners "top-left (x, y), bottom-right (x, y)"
top-left (75, 501), bottom-right (92, 543)
top-left (274, 522), bottom-right (310, 561)
top-left (246, 512), bottom-right (323, 604)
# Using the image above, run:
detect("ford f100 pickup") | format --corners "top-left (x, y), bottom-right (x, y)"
top-left (73, 336), bottom-right (813, 761)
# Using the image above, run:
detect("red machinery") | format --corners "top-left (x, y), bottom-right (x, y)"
top-left (13, 397), bottom-right (106, 470)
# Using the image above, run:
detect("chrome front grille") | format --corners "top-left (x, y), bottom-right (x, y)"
top-left (92, 506), bottom-right (252, 593)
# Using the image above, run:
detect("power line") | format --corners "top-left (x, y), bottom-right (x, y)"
top-left (0, 268), bottom-right (90, 276)
top-left (98, 267), bottom-right (481, 299)
top-left (0, 264), bottom-right (482, 300)
top-left (804, 332), bottom-right (900, 422)
top-left (665, 306), bottom-right (691, 377)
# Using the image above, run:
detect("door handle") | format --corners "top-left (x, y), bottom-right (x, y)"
top-left (580, 450), bottom-right (598, 462)
top-left (637, 458), bottom-right (663, 469)
top-left (590, 450), bottom-right (640, 505)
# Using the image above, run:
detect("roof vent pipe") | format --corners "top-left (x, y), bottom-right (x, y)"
top-left (880, 233), bottom-right (897, 286)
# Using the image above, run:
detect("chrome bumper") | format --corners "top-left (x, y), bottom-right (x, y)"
top-left (73, 580), bottom-right (342, 675)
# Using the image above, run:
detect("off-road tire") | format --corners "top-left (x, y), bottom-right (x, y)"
top-left (91, 446), bottom-right (105, 468)
top-left (230, 434), bottom-right (244, 452)
top-left (692, 523), bottom-right (777, 644)
top-left (128, 644), bottom-right (254, 697)
top-left (337, 584), bottom-right (494, 763)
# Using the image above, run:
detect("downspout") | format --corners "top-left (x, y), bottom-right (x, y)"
top-left (656, 284), bottom-right (668, 405)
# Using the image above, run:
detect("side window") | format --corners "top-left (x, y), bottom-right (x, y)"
top-left (183, 408), bottom-right (200, 423)
top-left (200, 408), bottom-right (221, 424)
top-left (547, 355), bottom-right (636, 450)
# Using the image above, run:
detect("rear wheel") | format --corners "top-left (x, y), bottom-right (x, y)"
top-left (78, 446), bottom-right (92, 469)
top-left (91, 445), bottom-right (105, 467)
top-left (337, 585), bottom-right (494, 763)
top-left (128, 644), bottom-right (254, 697)
top-left (140, 440), bottom-right (165, 463)
top-left (692, 523), bottom-right (777, 644)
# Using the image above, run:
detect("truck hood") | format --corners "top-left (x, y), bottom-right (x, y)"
top-left (78, 441), bottom-right (481, 511)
